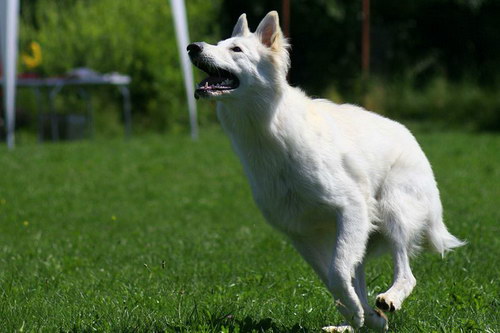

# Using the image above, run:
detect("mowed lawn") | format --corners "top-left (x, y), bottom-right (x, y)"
top-left (0, 127), bottom-right (498, 332)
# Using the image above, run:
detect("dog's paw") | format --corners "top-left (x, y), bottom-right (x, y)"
top-left (375, 294), bottom-right (399, 312)
top-left (334, 300), bottom-right (364, 328)
top-left (365, 308), bottom-right (389, 332)
top-left (322, 324), bottom-right (353, 332)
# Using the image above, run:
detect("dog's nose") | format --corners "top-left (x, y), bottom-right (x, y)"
top-left (187, 43), bottom-right (203, 57)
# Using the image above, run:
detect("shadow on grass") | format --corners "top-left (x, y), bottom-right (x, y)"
top-left (165, 316), bottom-right (311, 332)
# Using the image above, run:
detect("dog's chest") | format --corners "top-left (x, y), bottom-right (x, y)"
top-left (233, 136), bottom-right (337, 234)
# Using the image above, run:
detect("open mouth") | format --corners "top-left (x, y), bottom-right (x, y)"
top-left (193, 61), bottom-right (239, 99)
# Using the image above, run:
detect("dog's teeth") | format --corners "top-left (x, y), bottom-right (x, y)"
top-left (204, 82), bottom-right (209, 89)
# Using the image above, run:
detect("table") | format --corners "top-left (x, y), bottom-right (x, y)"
top-left (1, 73), bottom-right (132, 141)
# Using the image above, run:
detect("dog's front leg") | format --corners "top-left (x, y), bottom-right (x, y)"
top-left (289, 232), bottom-right (334, 286)
top-left (327, 197), bottom-right (371, 330)
top-left (290, 234), bottom-right (356, 333)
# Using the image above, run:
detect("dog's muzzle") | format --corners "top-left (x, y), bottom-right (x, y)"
top-left (187, 42), bottom-right (240, 99)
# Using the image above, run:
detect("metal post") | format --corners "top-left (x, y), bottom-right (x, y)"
top-left (1, 0), bottom-right (20, 148)
top-left (170, 0), bottom-right (198, 140)
top-left (282, 0), bottom-right (290, 38)
top-left (362, 0), bottom-right (370, 76)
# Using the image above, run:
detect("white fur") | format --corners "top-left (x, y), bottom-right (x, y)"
top-left (190, 11), bottom-right (465, 332)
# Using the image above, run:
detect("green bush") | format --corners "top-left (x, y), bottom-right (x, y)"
top-left (325, 76), bottom-right (500, 131)
top-left (19, 0), bottom-right (222, 133)
top-left (384, 77), bottom-right (500, 131)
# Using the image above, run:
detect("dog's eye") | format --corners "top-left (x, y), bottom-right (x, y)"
top-left (231, 46), bottom-right (243, 53)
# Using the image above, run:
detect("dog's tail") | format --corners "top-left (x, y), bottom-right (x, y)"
top-left (426, 198), bottom-right (466, 257)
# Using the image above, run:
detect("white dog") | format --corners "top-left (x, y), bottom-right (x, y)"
top-left (188, 11), bottom-right (464, 332)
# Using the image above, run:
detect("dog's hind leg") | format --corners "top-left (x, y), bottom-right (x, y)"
top-left (375, 177), bottom-right (422, 312)
top-left (375, 243), bottom-right (416, 312)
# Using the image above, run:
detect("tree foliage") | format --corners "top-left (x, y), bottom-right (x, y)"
top-left (19, 0), bottom-right (222, 132)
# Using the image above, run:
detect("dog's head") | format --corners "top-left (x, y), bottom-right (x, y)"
top-left (187, 11), bottom-right (290, 100)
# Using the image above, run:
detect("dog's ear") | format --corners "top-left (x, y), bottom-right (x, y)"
top-left (232, 13), bottom-right (250, 37)
top-left (255, 11), bottom-right (284, 50)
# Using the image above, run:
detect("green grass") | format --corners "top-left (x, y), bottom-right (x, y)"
top-left (0, 127), bottom-right (499, 332)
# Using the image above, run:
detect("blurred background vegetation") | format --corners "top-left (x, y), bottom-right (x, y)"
top-left (10, 0), bottom-right (500, 136)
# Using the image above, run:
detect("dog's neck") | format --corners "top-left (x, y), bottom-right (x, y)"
top-left (216, 82), bottom-right (291, 137)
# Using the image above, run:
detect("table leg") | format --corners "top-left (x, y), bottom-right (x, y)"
top-left (119, 85), bottom-right (132, 138)
top-left (49, 83), bottom-right (64, 141)
top-left (34, 87), bottom-right (44, 142)
top-left (78, 88), bottom-right (94, 138)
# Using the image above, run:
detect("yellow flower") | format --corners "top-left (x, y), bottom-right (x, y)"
top-left (21, 41), bottom-right (42, 69)
top-left (111, 215), bottom-right (117, 221)
top-left (23, 221), bottom-right (29, 227)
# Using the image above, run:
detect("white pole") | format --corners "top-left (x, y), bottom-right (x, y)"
top-left (170, 0), bottom-right (198, 140)
top-left (0, 0), bottom-right (20, 149)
